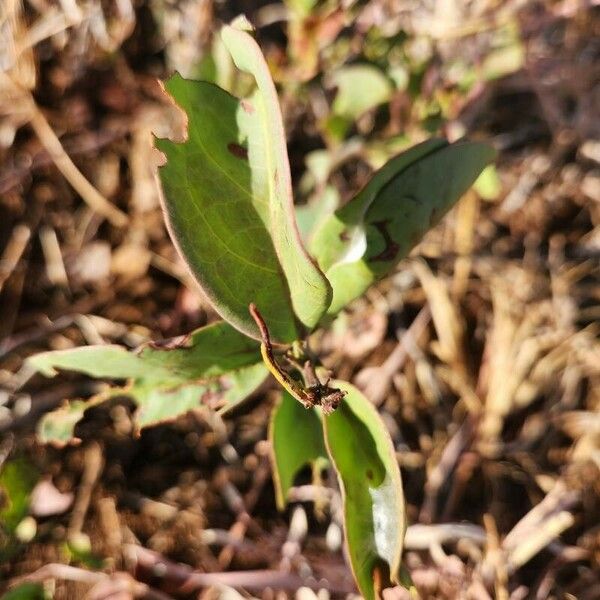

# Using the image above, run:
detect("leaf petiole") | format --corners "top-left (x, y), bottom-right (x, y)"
top-left (248, 303), bottom-right (345, 413)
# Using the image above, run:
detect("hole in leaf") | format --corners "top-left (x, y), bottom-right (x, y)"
top-left (227, 142), bottom-right (248, 160)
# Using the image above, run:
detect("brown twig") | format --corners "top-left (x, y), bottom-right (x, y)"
top-left (419, 418), bottom-right (475, 524)
top-left (404, 523), bottom-right (487, 550)
top-left (0, 224), bottom-right (31, 294)
top-left (68, 441), bottom-right (104, 538)
top-left (10, 563), bottom-right (106, 587)
top-left (0, 126), bottom-right (127, 195)
top-left (126, 544), bottom-right (355, 593)
top-left (216, 453), bottom-right (270, 568)
top-left (25, 94), bottom-right (128, 227)
top-left (502, 480), bottom-right (580, 574)
top-left (0, 314), bottom-right (76, 360)
top-left (355, 305), bottom-right (431, 406)
top-left (9, 564), bottom-right (173, 600)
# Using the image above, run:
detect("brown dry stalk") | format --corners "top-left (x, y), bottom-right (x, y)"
top-left (452, 190), bottom-right (479, 300)
top-left (216, 454), bottom-right (271, 568)
top-left (502, 480), bottom-right (580, 573)
top-left (413, 258), bottom-right (466, 376)
top-left (9, 564), bottom-right (173, 600)
top-left (27, 102), bottom-right (128, 227)
top-left (0, 223), bottom-right (30, 293)
top-left (483, 513), bottom-right (509, 600)
top-left (420, 418), bottom-right (474, 524)
top-left (68, 441), bottom-right (104, 538)
top-left (356, 305), bottom-right (431, 406)
top-left (127, 544), bottom-right (355, 594)
top-left (0, 69), bottom-right (126, 226)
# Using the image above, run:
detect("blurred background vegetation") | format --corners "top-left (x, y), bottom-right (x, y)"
top-left (1, 0), bottom-right (599, 598)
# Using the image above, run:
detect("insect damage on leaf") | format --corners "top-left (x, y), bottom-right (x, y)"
top-left (227, 142), bottom-right (248, 159)
top-left (368, 221), bottom-right (400, 262)
top-left (146, 333), bottom-right (191, 350)
top-left (248, 303), bottom-right (345, 414)
top-left (240, 99), bottom-right (255, 114)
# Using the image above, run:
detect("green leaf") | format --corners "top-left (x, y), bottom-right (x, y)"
top-left (1, 583), bottom-right (47, 600)
top-left (0, 459), bottom-right (39, 534)
top-left (36, 362), bottom-right (268, 445)
top-left (311, 138), bottom-right (496, 314)
top-left (304, 149), bottom-right (332, 187)
top-left (330, 65), bottom-right (393, 120)
top-left (295, 186), bottom-right (339, 245)
top-left (323, 382), bottom-right (405, 600)
top-left (269, 391), bottom-right (328, 510)
top-left (311, 139), bottom-right (444, 272)
top-left (135, 362), bottom-right (268, 427)
top-left (37, 399), bottom-right (97, 446)
top-left (29, 346), bottom-right (157, 381)
top-left (28, 321), bottom-right (260, 384)
top-left (474, 164), bottom-right (502, 201)
top-left (156, 76), bottom-right (298, 343)
top-left (157, 24), bottom-right (332, 342)
top-left (28, 322), bottom-right (267, 444)
top-left (221, 24), bottom-right (332, 333)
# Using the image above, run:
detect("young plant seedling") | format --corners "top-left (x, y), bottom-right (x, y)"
top-left (27, 17), bottom-right (496, 600)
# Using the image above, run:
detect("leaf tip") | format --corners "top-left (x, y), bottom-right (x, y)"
top-left (25, 355), bottom-right (58, 378)
top-left (229, 14), bottom-right (255, 33)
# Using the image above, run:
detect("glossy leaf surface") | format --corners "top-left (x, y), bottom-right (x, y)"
top-left (269, 391), bottom-right (328, 510)
top-left (323, 381), bottom-right (405, 600)
top-left (311, 139), bottom-right (496, 313)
